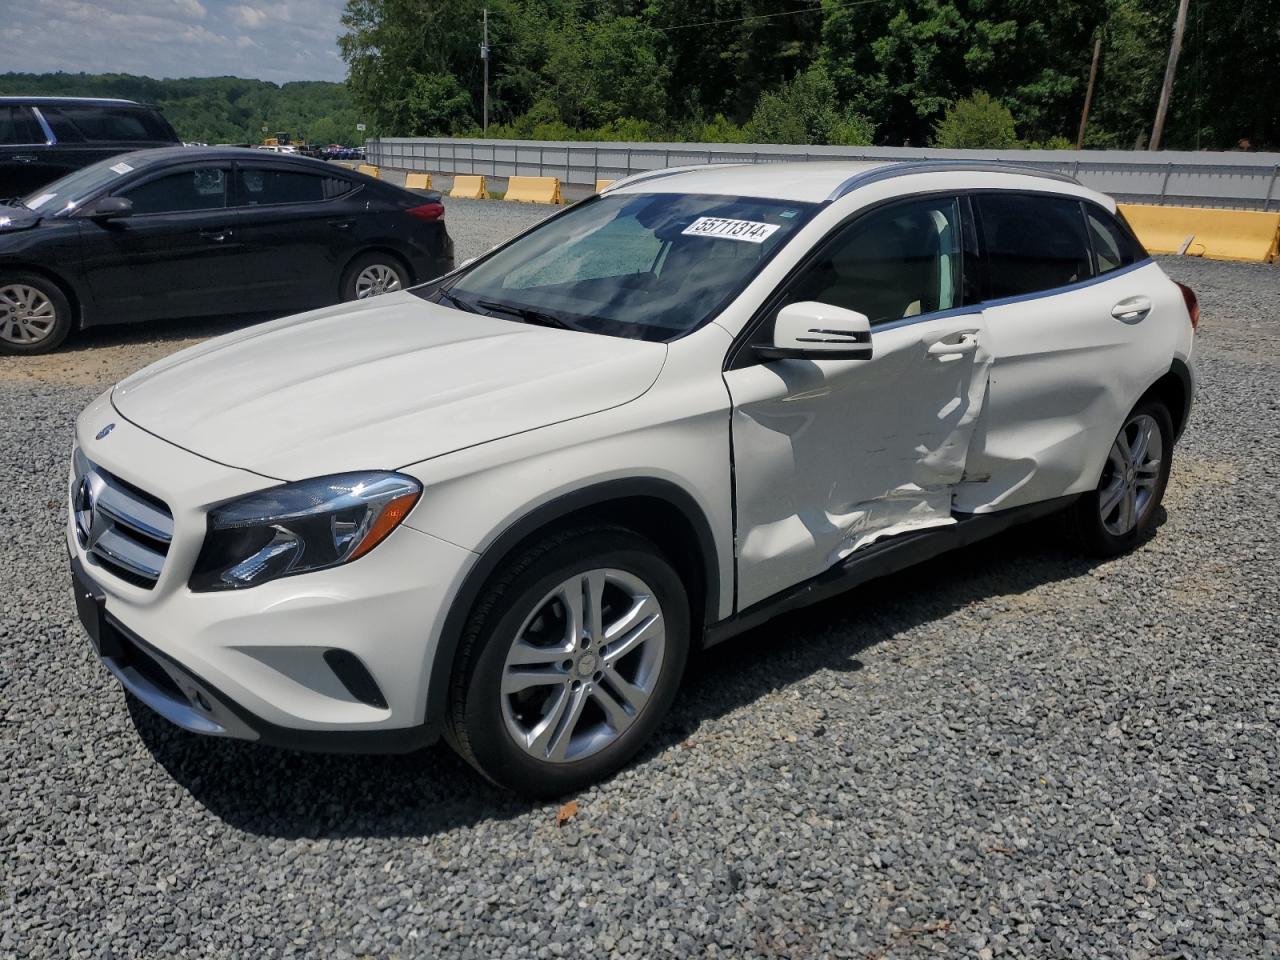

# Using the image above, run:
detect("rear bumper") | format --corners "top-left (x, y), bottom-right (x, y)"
top-left (73, 556), bottom-right (440, 753)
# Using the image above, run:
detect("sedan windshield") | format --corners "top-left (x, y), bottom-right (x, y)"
top-left (22, 154), bottom-right (148, 214)
top-left (428, 192), bottom-right (815, 341)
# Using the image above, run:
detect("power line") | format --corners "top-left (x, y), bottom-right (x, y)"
top-left (653, 0), bottom-right (895, 33)
top-left (488, 0), bottom-right (894, 44)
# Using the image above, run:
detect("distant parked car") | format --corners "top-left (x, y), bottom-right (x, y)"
top-left (0, 97), bottom-right (180, 199)
top-left (0, 146), bottom-right (453, 353)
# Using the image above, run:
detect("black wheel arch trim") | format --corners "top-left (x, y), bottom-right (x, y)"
top-left (422, 477), bottom-right (721, 731)
top-left (1165, 357), bottom-right (1194, 442)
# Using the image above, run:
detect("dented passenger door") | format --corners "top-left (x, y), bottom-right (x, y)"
top-left (724, 195), bottom-right (992, 610)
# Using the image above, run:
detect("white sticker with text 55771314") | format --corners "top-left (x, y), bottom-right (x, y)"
top-left (681, 216), bottom-right (780, 243)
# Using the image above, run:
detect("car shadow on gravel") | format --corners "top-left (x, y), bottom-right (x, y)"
top-left (133, 512), bottom-right (1162, 839)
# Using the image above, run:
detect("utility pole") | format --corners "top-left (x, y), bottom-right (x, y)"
top-left (1150, 0), bottom-right (1190, 151)
top-left (1076, 30), bottom-right (1102, 149)
top-left (481, 8), bottom-right (490, 136)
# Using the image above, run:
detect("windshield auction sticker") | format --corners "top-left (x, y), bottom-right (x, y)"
top-left (109, 162), bottom-right (134, 175)
top-left (681, 217), bottom-right (780, 243)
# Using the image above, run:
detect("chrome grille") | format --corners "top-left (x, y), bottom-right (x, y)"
top-left (72, 450), bottom-right (173, 588)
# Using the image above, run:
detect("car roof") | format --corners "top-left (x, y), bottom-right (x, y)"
top-left (0, 96), bottom-right (143, 106)
top-left (605, 160), bottom-right (1098, 205)
top-left (109, 145), bottom-right (358, 172)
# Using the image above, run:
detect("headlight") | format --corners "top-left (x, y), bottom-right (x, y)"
top-left (189, 472), bottom-right (422, 592)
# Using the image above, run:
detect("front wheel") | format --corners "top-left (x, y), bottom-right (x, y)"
top-left (1068, 400), bottom-right (1174, 556)
top-left (446, 527), bottom-right (689, 797)
top-left (0, 273), bottom-right (73, 355)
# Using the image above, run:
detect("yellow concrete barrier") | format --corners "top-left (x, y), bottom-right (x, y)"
top-left (449, 174), bottom-right (487, 199)
top-left (595, 178), bottom-right (615, 193)
top-left (357, 163), bottom-right (381, 179)
top-left (505, 175), bottom-right (564, 204)
top-left (1119, 203), bottom-right (1280, 263)
top-left (404, 172), bottom-right (433, 190)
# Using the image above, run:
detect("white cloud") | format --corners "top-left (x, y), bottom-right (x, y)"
top-left (230, 4), bottom-right (268, 27)
top-left (8, 0), bottom-right (346, 83)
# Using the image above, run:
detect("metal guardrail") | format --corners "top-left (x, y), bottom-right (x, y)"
top-left (366, 137), bottom-right (1280, 211)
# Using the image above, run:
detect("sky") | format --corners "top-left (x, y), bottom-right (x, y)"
top-left (1, 0), bottom-right (347, 84)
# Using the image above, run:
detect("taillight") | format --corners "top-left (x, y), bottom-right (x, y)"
top-left (406, 202), bottom-right (444, 222)
top-left (1174, 281), bottom-right (1199, 331)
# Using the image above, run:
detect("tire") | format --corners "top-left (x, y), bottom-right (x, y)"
top-left (1067, 398), bottom-right (1174, 557)
top-left (340, 251), bottom-right (410, 302)
top-left (446, 526), bottom-right (690, 798)
top-left (0, 272), bottom-right (73, 355)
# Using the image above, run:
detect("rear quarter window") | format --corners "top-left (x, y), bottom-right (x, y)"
top-left (976, 193), bottom-right (1094, 299)
top-left (1087, 206), bottom-right (1148, 273)
top-left (0, 105), bottom-right (44, 145)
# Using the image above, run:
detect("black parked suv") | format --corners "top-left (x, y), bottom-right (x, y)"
top-left (0, 97), bottom-right (180, 199)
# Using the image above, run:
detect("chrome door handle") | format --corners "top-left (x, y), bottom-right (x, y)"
top-left (9, 155), bottom-right (35, 163)
top-left (199, 229), bottom-right (230, 242)
top-left (927, 334), bottom-right (978, 358)
top-left (1112, 297), bottom-right (1152, 323)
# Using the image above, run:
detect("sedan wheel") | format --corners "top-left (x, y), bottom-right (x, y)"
top-left (1098, 412), bottom-right (1164, 536)
top-left (500, 569), bottom-right (666, 764)
top-left (354, 263), bottom-right (403, 299)
top-left (0, 283), bottom-right (59, 347)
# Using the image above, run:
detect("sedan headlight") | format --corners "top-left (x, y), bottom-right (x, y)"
top-left (190, 472), bottom-right (422, 592)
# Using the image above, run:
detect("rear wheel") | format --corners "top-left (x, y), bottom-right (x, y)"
top-left (446, 527), bottom-right (689, 797)
top-left (0, 273), bottom-right (73, 355)
top-left (1068, 399), bottom-right (1174, 556)
top-left (341, 252), bottom-right (409, 301)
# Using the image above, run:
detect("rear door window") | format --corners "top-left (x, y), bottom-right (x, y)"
top-left (235, 167), bottom-right (351, 205)
top-left (41, 105), bottom-right (174, 143)
top-left (0, 106), bottom-right (44, 145)
top-left (121, 167), bottom-right (228, 215)
top-left (976, 193), bottom-right (1094, 299)
top-left (1086, 206), bottom-right (1147, 274)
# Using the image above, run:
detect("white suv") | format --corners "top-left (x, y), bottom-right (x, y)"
top-left (69, 161), bottom-right (1198, 796)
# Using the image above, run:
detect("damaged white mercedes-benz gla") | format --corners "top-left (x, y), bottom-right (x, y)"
top-left (69, 161), bottom-right (1198, 796)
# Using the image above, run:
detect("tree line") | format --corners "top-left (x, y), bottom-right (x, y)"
top-left (0, 73), bottom-right (360, 146)
top-left (339, 0), bottom-right (1279, 150)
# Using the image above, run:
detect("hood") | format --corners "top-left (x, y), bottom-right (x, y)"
top-left (0, 204), bottom-right (42, 233)
top-left (112, 292), bottom-right (667, 480)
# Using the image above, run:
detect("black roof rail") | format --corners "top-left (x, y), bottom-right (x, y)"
top-left (826, 159), bottom-right (1080, 201)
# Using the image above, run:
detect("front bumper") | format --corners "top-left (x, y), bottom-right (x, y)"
top-left (72, 557), bottom-right (441, 752)
top-left (69, 400), bottom-right (478, 750)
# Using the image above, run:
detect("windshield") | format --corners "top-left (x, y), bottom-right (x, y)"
top-left (21, 154), bottom-right (147, 213)
top-left (425, 193), bottom-right (815, 341)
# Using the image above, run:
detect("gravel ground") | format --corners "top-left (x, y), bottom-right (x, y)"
top-left (2, 203), bottom-right (1278, 959)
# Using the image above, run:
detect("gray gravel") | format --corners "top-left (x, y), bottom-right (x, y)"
top-left (2, 208), bottom-right (1278, 959)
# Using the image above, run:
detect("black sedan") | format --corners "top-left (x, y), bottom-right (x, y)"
top-left (0, 147), bottom-right (454, 354)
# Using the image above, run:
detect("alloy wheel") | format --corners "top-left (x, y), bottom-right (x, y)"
top-left (1098, 412), bottom-right (1163, 536)
top-left (354, 264), bottom-right (402, 299)
top-left (0, 284), bottom-right (58, 346)
top-left (500, 568), bottom-right (666, 763)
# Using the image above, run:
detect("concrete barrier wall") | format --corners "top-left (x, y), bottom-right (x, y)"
top-left (367, 138), bottom-right (1280, 212)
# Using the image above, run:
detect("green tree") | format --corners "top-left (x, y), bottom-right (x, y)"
top-left (933, 91), bottom-right (1019, 148)
top-left (745, 64), bottom-right (872, 146)
top-left (821, 0), bottom-right (1107, 146)
top-left (339, 0), bottom-right (486, 134)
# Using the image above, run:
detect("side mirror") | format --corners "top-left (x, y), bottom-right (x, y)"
top-left (84, 196), bottom-right (133, 221)
top-left (755, 301), bottom-right (873, 361)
